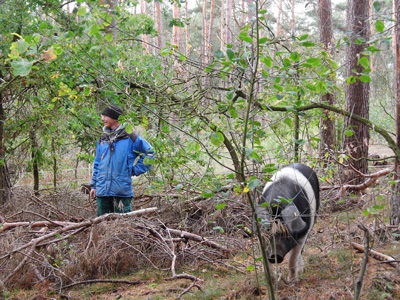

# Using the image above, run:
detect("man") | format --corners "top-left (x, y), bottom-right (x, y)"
top-left (89, 104), bottom-right (154, 216)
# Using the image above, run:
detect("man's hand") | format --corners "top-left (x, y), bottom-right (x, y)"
top-left (90, 188), bottom-right (96, 199)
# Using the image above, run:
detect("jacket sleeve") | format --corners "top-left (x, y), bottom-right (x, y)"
top-left (131, 136), bottom-right (154, 176)
top-left (91, 141), bottom-right (101, 188)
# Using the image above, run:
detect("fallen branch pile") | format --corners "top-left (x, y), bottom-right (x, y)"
top-left (0, 206), bottom-right (232, 295)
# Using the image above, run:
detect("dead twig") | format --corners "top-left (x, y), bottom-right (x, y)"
top-left (61, 279), bottom-right (148, 290)
top-left (166, 228), bottom-right (231, 257)
top-left (176, 281), bottom-right (203, 300)
top-left (320, 168), bottom-right (392, 201)
top-left (354, 224), bottom-right (370, 300)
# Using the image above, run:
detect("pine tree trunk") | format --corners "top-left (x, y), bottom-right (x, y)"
top-left (226, 0), bottom-right (232, 46)
top-left (185, 0), bottom-right (190, 57)
top-left (207, 0), bottom-right (216, 65)
top-left (343, 0), bottom-right (370, 183)
top-left (220, 0), bottom-right (226, 51)
top-left (291, 0), bottom-right (295, 36)
top-left (202, 0), bottom-right (208, 66)
top-left (276, 0), bottom-right (283, 38)
top-left (318, 0), bottom-right (336, 161)
top-left (155, 1), bottom-right (164, 50)
top-left (391, 0), bottom-right (400, 225)
top-left (173, 1), bottom-right (181, 49)
top-left (140, 0), bottom-right (150, 53)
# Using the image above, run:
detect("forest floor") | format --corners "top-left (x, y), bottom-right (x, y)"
top-left (2, 148), bottom-right (400, 299)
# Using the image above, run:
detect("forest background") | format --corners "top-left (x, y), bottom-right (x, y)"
top-left (1, 0), bottom-right (400, 299)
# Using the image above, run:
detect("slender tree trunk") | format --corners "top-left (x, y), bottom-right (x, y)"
top-left (140, 0), bottom-right (150, 53)
top-left (391, 0), bottom-right (400, 225)
top-left (246, 0), bottom-right (255, 23)
top-left (29, 129), bottom-right (39, 194)
top-left (173, 1), bottom-right (182, 49)
top-left (343, 0), bottom-right (370, 183)
top-left (202, 0), bottom-right (208, 66)
top-left (155, 1), bottom-right (164, 51)
top-left (226, 0), bottom-right (233, 46)
top-left (207, 0), bottom-right (216, 64)
top-left (220, 0), bottom-right (226, 51)
top-left (0, 90), bottom-right (11, 204)
top-left (185, 0), bottom-right (190, 57)
top-left (318, 0), bottom-right (336, 161)
top-left (291, 0), bottom-right (295, 36)
top-left (276, 0), bottom-right (283, 38)
top-left (51, 137), bottom-right (57, 188)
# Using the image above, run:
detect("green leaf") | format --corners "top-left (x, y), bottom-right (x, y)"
top-left (52, 44), bottom-right (63, 55)
top-left (210, 132), bottom-right (224, 146)
top-left (298, 34), bottom-right (309, 41)
top-left (125, 123), bottom-right (133, 134)
top-left (213, 226), bottom-right (224, 233)
top-left (260, 56), bottom-right (272, 67)
top-left (359, 75), bottom-right (371, 82)
top-left (358, 56), bottom-right (369, 69)
top-left (160, 47), bottom-right (172, 56)
top-left (216, 203), bottom-right (226, 210)
top-left (375, 20), bottom-right (384, 33)
top-left (367, 45), bottom-right (381, 53)
top-left (273, 84), bottom-right (283, 92)
top-left (246, 265), bottom-right (255, 271)
top-left (248, 179), bottom-right (261, 190)
top-left (344, 130), bottom-right (354, 137)
top-left (226, 48), bottom-right (235, 60)
top-left (301, 41), bottom-right (315, 47)
top-left (105, 33), bottom-right (113, 42)
top-left (258, 37), bottom-right (268, 44)
top-left (215, 50), bottom-right (224, 59)
top-left (238, 32), bottom-right (253, 43)
top-left (327, 58), bottom-right (338, 69)
top-left (283, 117), bottom-right (292, 126)
top-left (290, 52), bottom-right (300, 62)
top-left (10, 59), bottom-right (34, 76)
top-left (228, 107), bottom-right (239, 118)
top-left (306, 57), bottom-right (322, 66)
top-left (202, 191), bottom-right (215, 198)
top-left (39, 21), bottom-right (51, 30)
top-left (77, 6), bottom-right (86, 16)
top-left (355, 37), bottom-right (365, 45)
top-left (346, 76), bottom-right (356, 84)
top-left (373, 1), bottom-right (381, 12)
top-left (89, 24), bottom-right (100, 36)
top-left (372, 204), bottom-right (384, 210)
top-left (293, 139), bottom-right (306, 145)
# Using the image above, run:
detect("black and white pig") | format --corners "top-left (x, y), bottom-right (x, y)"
top-left (255, 163), bottom-right (320, 281)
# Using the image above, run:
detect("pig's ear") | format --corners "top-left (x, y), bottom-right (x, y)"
top-left (281, 205), bottom-right (307, 235)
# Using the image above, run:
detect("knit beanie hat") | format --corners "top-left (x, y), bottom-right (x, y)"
top-left (101, 105), bottom-right (123, 120)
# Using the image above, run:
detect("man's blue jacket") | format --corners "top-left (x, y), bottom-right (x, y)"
top-left (91, 126), bottom-right (154, 198)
